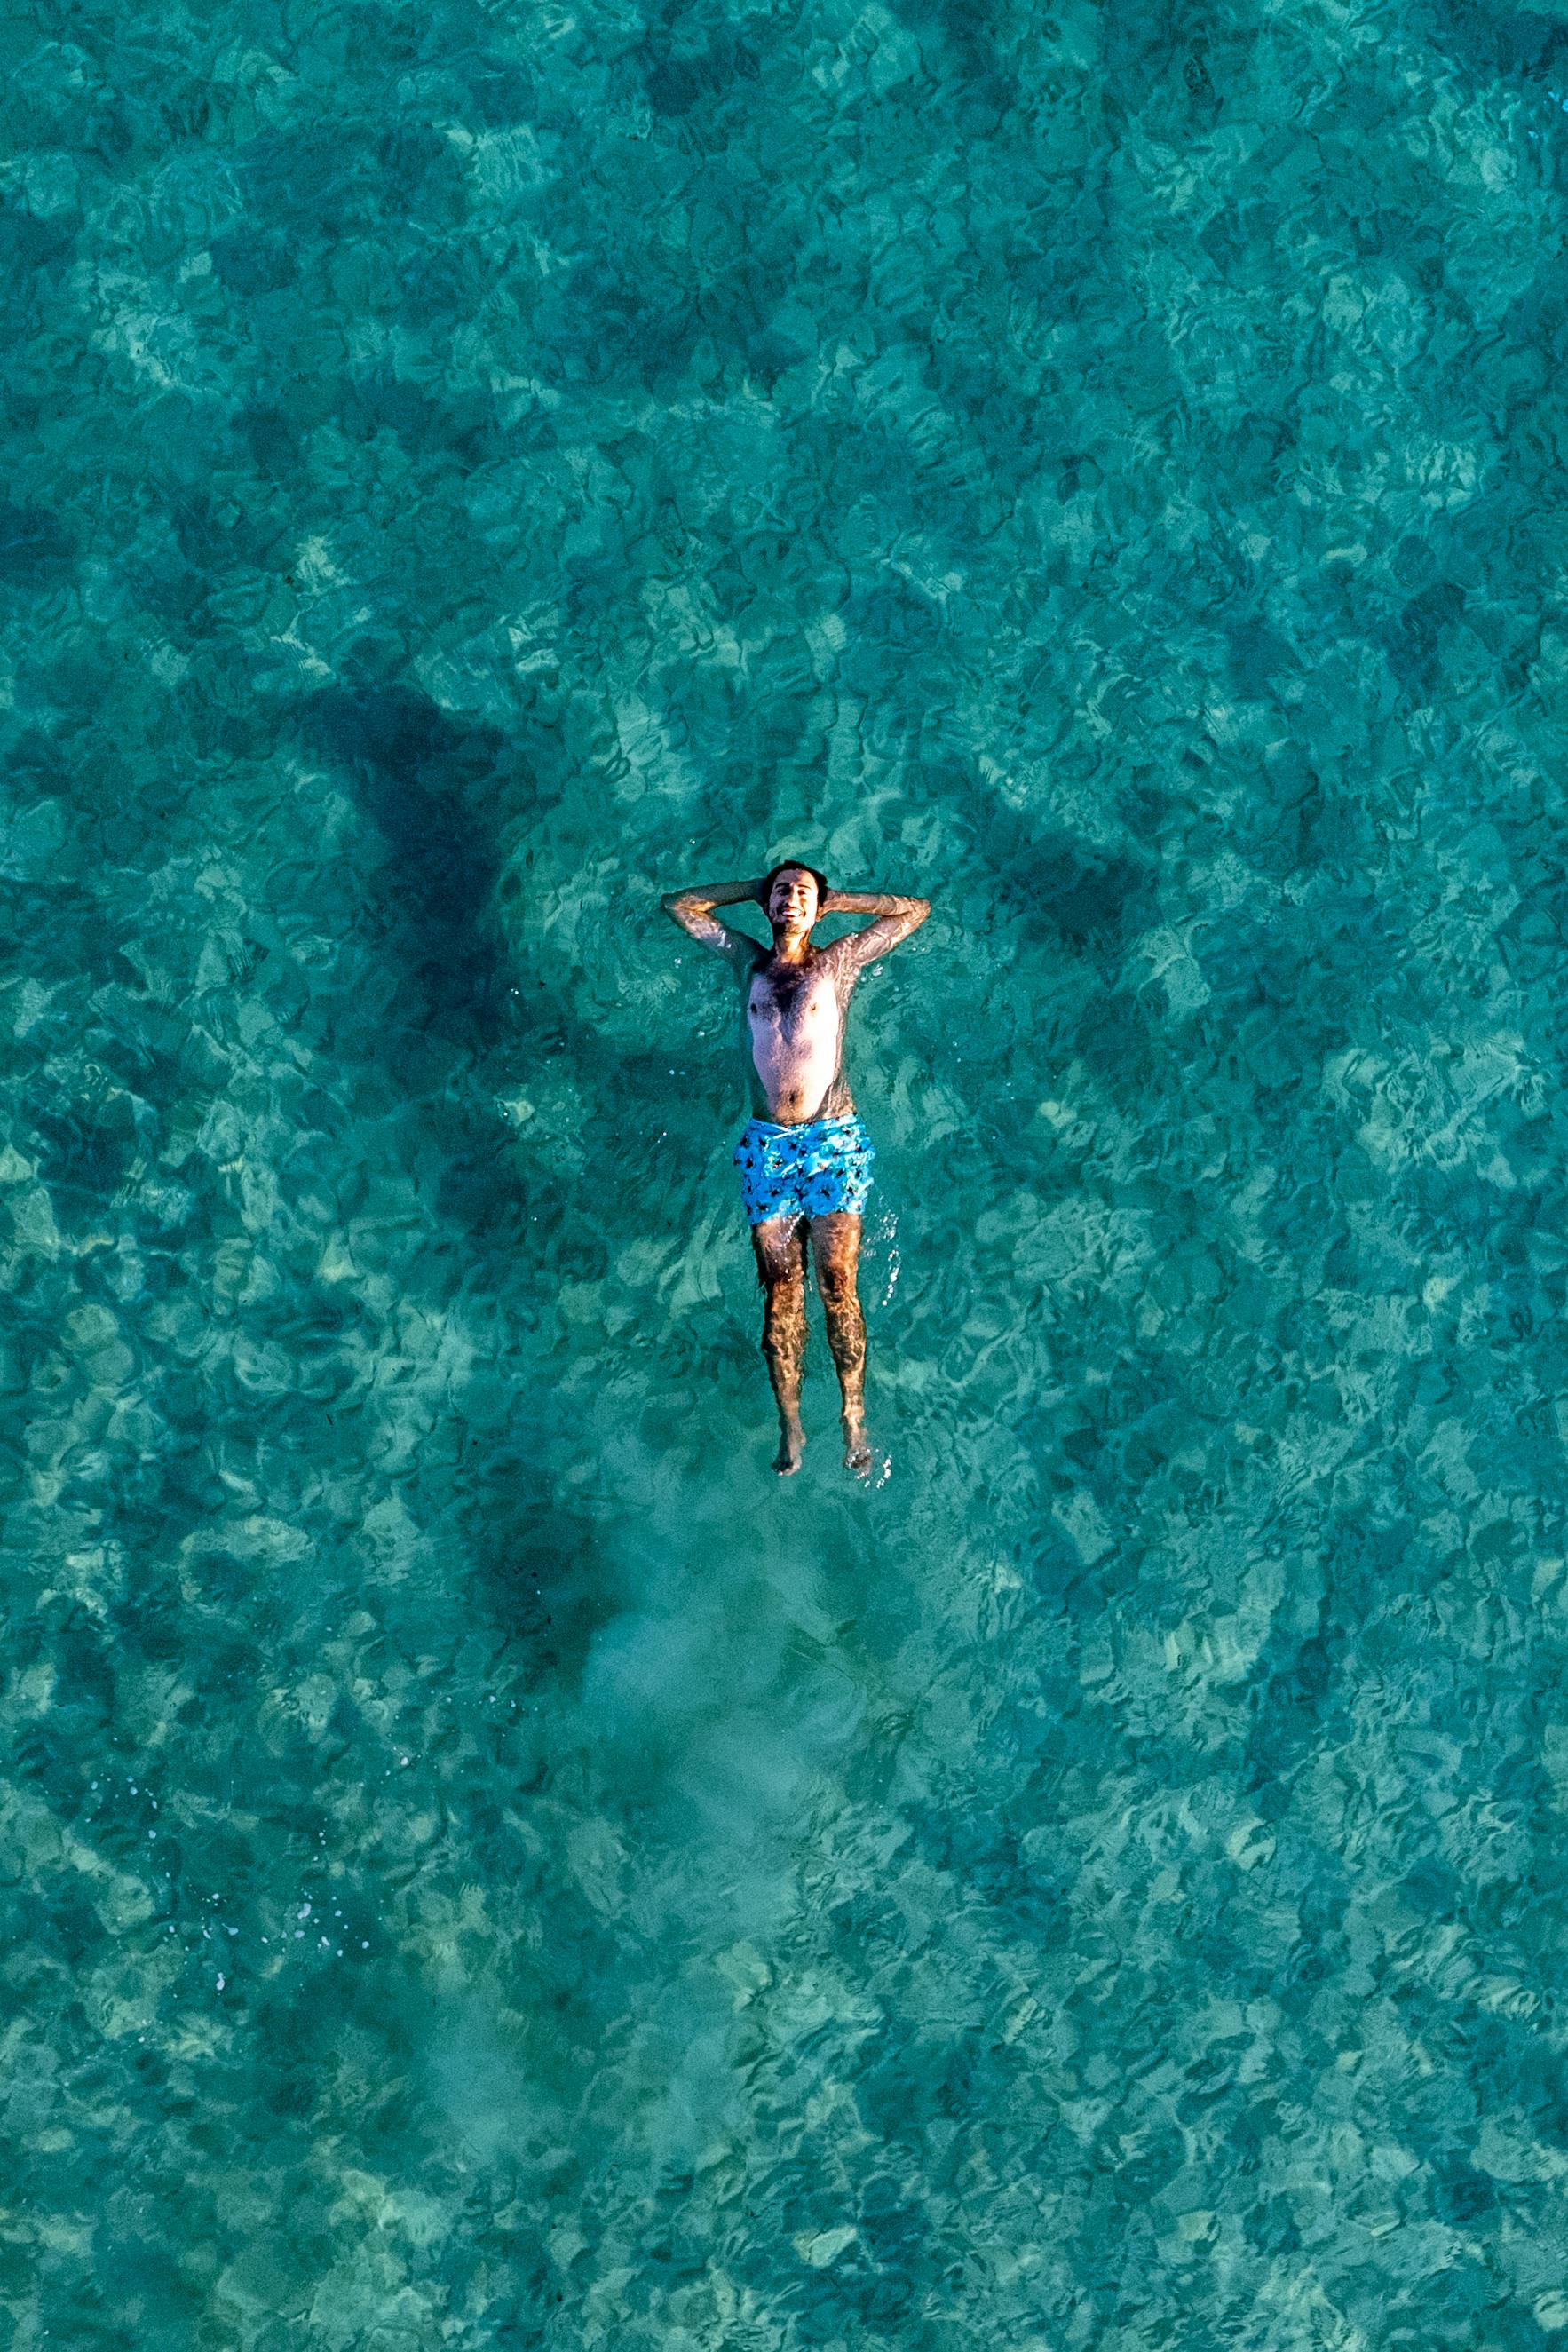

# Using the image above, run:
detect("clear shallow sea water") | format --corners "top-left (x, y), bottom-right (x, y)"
top-left (5, 0), bottom-right (1568, 2344)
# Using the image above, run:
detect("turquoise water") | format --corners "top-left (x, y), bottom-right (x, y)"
top-left (6, 0), bottom-right (1568, 2341)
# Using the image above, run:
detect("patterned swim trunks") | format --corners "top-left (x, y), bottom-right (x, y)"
top-left (733, 1114), bottom-right (876, 1226)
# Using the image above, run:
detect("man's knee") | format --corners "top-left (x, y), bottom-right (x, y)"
top-left (816, 1264), bottom-right (859, 1314)
top-left (760, 1270), bottom-right (804, 1341)
top-left (753, 1222), bottom-right (804, 1288)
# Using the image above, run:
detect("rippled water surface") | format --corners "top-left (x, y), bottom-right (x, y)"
top-left (7, 0), bottom-right (1568, 2343)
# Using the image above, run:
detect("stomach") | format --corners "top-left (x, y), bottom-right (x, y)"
top-left (748, 1051), bottom-right (854, 1125)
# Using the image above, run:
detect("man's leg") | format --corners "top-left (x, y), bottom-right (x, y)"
top-left (810, 1212), bottom-right (871, 1477)
top-left (752, 1214), bottom-right (808, 1475)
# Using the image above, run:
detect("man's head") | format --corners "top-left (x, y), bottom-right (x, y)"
top-left (760, 860), bottom-right (828, 939)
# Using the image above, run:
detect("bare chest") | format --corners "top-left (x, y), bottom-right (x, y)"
top-left (746, 962), bottom-right (842, 1058)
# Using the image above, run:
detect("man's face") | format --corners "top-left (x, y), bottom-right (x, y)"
top-left (766, 867), bottom-right (819, 932)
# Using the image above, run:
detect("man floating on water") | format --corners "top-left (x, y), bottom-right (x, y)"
top-left (662, 862), bottom-right (931, 1479)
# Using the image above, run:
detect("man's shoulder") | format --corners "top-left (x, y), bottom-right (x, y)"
top-left (818, 934), bottom-right (867, 985)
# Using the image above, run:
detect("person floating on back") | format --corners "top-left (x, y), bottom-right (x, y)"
top-left (661, 861), bottom-right (931, 1478)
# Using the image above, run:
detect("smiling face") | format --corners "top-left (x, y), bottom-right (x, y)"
top-left (766, 866), bottom-right (820, 936)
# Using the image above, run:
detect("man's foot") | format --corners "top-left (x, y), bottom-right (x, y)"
top-left (774, 1423), bottom-right (804, 1476)
top-left (843, 1418), bottom-right (872, 1479)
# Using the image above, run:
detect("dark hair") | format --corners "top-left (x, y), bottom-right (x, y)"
top-left (761, 859), bottom-right (829, 911)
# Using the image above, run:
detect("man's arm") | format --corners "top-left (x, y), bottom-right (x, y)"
top-left (661, 876), bottom-right (766, 967)
top-left (820, 890), bottom-right (931, 977)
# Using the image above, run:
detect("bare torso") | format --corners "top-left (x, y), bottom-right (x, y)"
top-left (740, 946), bottom-right (859, 1123)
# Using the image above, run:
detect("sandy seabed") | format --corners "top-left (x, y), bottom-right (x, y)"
top-left (4, 0), bottom-right (1567, 2344)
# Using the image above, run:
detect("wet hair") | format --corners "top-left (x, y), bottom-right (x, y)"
top-left (761, 859), bottom-right (829, 915)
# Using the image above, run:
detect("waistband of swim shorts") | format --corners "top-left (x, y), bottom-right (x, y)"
top-left (740, 1113), bottom-right (865, 1137)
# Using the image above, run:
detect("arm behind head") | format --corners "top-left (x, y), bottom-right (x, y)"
top-left (661, 879), bottom-right (768, 967)
top-left (822, 894), bottom-right (931, 974)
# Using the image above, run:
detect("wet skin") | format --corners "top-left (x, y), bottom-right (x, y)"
top-left (661, 866), bottom-right (931, 1477)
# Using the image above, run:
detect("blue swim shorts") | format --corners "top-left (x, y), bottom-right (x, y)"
top-left (733, 1114), bottom-right (876, 1226)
